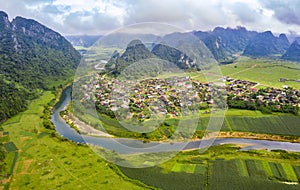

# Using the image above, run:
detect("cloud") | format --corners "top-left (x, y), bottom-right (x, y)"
top-left (50, 0), bottom-right (127, 34)
top-left (61, 10), bottom-right (122, 34)
top-left (230, 2), bottom-right (262, 23)
top-left (259, 0), bottom-right (300, 25)
top-left (42, 4), bottom-right (66, 15)
top-left (122, 0), bottom-right (229, 31)
top-left (1, 0), bottom-right (300, 36)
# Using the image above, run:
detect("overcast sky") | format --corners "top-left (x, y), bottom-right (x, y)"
top-left (1, 0), bottom-right (300, 36)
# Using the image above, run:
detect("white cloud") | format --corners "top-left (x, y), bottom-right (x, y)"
top-left (52, 0), bottom-right (96, 12)
top-left (0, 0), bottom-right (300, 36)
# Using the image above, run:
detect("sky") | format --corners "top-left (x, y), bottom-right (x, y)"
top-left (1, 0), bottom-right (300, 37)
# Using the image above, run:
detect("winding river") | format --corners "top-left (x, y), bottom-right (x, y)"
top-left (51, 87), bottom-right (300, 154)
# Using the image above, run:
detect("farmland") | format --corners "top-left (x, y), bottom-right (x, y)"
top-left (86, 110), bottom-right (300, 141)
top-left (0, 91), bottom-right (150, 190)
top-left (119, 145), bottom-right (300, 190)
top-left (222, 114), bottom-right (300, 136)
top-left (210, 57), bottom-right (300, 89)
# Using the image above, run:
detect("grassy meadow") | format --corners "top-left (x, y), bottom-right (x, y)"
top-left (0, 92), bottom-right (150, 190)
top-left (211, 57), bottom-right (300, 89)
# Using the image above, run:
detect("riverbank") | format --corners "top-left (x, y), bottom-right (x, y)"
top-left (61, 109), bottom-right (113, 137)
top-left (216, 131), bottom-right (300, 143)
top-left (61, 109), bottom-right (300, 143)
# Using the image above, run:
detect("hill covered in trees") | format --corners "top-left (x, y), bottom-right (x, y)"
top-left (0, 11), bottom-right (81, 122)
top-left (105, 38), bottom-right (215, 77)
top-left (194, 26), bottom-right (257, 61)
top-left (282, 39), bottom-right (300, 61)
top-left (243, 31), bottom-right (290, 57)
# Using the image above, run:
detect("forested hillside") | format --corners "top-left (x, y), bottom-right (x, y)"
top-left (282, 39), bottom-right (300, 61)
top-left (243, 31), bottom-right (290, 57)
top-left (0, 11), bottom-right (80, 122)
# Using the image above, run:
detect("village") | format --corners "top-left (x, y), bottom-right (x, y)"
top-left (81, 74), bottom-right (300, 121)
top-left (93, 75), bottom-right (205, 120)
top-left (225, 76), bottom-right (300, 112)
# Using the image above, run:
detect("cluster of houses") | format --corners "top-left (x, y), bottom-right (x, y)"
top-left (225, 77), bottom-right (300, 108)
top-left (225, 77), bottom-right (258, 95)
top-left (93, 75), bottom-right (203, 119)
top-left (81, 74), bottom-right (300, 120)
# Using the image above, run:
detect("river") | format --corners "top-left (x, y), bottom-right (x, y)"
top-left (51, 87), bottom-right (300, 154)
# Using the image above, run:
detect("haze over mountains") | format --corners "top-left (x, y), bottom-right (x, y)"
top-left (71, 26), bottom-right (300, 63)
top-left (105, 37), bottom-right (216, 77)
top-left (282, 39), bottom-right (300, 61)
top-left (65, 35), bottom-right (102, 48)
top-left (243, 32), bottom-right (290, 57)
top-left (0, 11), bottom-right (80, 122)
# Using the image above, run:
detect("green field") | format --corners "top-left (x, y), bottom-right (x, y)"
top-left (0, 92), bottom-right (150, 189)
top-left (205, 57), bottom-right (300, 89)
top-left (118, 145), bottom-right (300, 190)
top-left (118, 57), bottom-right (300, 89)
top-left (93, 109), bottom-right (300, 140)
top-left (119, 165), bottom-right (207, 190)
top-left (221, 114), bottom-right (300, 136)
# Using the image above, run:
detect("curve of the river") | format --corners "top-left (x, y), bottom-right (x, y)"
top-left (51, 87), bottom-right (300, 154)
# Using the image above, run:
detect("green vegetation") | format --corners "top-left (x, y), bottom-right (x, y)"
top-left (282, 40), bottom-right (300, 61)
top-left (120, 166), bottom-right (206, 190)
top-left (216, 57), bottom-right (300, 89)
top-left (194, 26), bottom-right (257, 61)
top-left (227, 88), bottom-right (299, 115)
top-left (0, 91), bottom-right (152, 189)
top-left (282, 163), bottom-right (299, 182)
top-left (74, 57), bottom-right (300, 141)
top-left (2, 30), bottom-right (300, 190)
top-left (76, 109), bottom-right (300, 141)
top-left (3, 142), bottom-right (17, 152)
top-left (243, 31), bottom-right (289, 57)
top-left (0, 11), bottom-right (81, 122)
top-left (186, 57), bottom-right (300, 89)
top-left (119, 145), bottom-right (300, 190)
top-left (0, 77), bottom-right (38, 122)
top-left (221, 114), bottom-right (300, 136)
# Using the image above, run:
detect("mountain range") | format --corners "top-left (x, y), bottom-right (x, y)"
top-left (72, 26), bottom-right (300, 62)
top-left (105, 38), bottom-right (216, 76)
top-left (65, 35), bottom-right (102, 48)
top-left (282, 38), bottom-right (300, 61)
top-left (0, 11), bottom-right (80, 122)
top-left (194, 26), bottom-right (258, 61)
top-left (243, 31), bottom-right (290, 57)
top-left (194, 27), bottom-right (294, 61)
